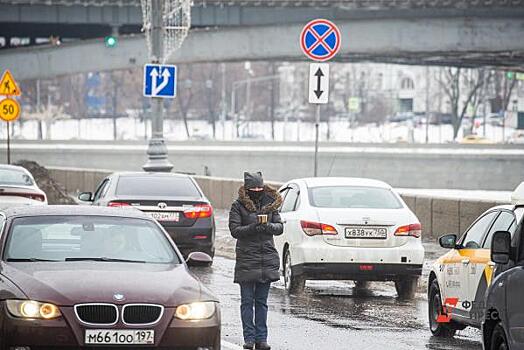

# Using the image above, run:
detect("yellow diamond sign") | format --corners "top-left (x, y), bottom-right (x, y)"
top-left (0, 70), bottom-right (21, 96)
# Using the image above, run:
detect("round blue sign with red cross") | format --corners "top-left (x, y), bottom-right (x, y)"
top-left (300, 19), bottom-right (341, 62)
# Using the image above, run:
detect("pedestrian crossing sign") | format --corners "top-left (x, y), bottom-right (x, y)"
top-left (0, 70), bottom-right (21, 96)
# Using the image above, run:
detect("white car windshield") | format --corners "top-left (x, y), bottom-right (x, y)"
top-left (308, 186), bottom-right (403, 209)
top-left (5, 215), bottom-right (180, 264)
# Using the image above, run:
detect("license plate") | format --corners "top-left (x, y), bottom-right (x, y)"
top-left (345, 227), bottom-right (387, 239)
top-left (147, 211), bottom-right (179, 222)
top-left (85, 329), bottom-right (154, 345)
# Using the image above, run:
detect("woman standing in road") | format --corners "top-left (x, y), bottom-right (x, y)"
top-left (229, 172), bottom-right (283, 350)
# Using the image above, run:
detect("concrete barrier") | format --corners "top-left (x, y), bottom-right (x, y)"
top-left (47, 167), bottom-right (508, 240)
top-left (432, 198), bottom-right (461, 237)
top-left (413, 196), bottom-right (433, 239)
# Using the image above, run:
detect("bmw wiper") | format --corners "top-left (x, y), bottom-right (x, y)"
top-left (7, 258), bottom-right (59, 262)
top-left (64, 257), bottom-right (146, 263)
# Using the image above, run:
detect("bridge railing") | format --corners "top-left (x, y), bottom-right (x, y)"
top-left (3, 0), bottom-right (523, 7)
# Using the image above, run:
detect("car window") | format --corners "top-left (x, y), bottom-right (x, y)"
top-left (483, 211), bottom-right (516, 249)
top-left (0, 169), bottom-right (34, 186)
top-left (461, 211), bottom-right (498, 249)
top-left (281, 187), bottom-right (299, 213)
top-left (278, 188), bottom-right (289, 211)
top-left (93, 179), bottom-right (109, 202)
top-left (4, 215), bottom-right (180, 264)
top-left (308, 186), bottom-right (402, 209)
top-left (116, 176), bottom-right (200, 197)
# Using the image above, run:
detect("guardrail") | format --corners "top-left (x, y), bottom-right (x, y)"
top-left (47, 166), bottom-right (508, 240)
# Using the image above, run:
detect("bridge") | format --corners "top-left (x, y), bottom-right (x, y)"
top-left (1, 0), bottom-right (524, 80)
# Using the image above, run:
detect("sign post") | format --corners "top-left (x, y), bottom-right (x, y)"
top-left (0, 70), bottom-right (21, 164)
top-left (300, 19), bottom-right (341, 177)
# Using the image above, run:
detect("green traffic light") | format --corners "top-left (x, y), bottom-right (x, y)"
top-left (104, 36), bottom-right (118, 48)
top-left (506, 71), bottom-right (515, 80)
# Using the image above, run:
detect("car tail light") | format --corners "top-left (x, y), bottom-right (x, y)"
top-left (0, 192), bottom-right (46, 202)
top-left (184, 204), bottom-right (213, 219)
top-left (300, 220), bottom-right (338, 236)
top-left (394, 223), bottom-right (422, 238)
top-left (108, 201), bottom-right (131, 207)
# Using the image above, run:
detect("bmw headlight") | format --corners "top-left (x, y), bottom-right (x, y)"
top-left (175, 301), bottom-right (216, 320)
top-left (6, 300), bottom-right (61, 319)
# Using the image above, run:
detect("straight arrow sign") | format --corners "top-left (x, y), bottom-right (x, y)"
top-left (309, 63), bottom-right (329, 104)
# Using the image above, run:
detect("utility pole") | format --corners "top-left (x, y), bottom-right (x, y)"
top-left (425, 66), bottom-right (430, 143)
top-left (143, 0), bottom-right (173, 172)
top-left (314, 105), bottom-right (320, 177)
top-left (220, 63), bottom-right (226, 140)
top-left (36, 79), bottom-right (43, 140)
top-left (270, 63), bottom-right (276, 140)
top-left (112, 73), bottom-right (118, 141)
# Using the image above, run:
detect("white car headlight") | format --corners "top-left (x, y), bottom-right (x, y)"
top-left (6, 300), bottom-right (61, 319)
top-left (174, 301), bottom-right (216, 320)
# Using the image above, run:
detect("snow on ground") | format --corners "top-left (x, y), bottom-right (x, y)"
top-left (3, 117), bottom-right (517, 144)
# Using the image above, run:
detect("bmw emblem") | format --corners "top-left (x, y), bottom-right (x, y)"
top-left (113, 293), bottom-right (125, 302)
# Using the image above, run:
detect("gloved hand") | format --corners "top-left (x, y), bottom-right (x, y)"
top-left (255, 223), bottom-right (268, 234)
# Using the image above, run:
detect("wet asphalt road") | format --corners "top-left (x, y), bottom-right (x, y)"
top-left (195, 211), bottom-right (483, 350)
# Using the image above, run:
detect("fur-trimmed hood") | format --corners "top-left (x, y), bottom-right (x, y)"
top-left (237, 185), bottom-right (282, 213)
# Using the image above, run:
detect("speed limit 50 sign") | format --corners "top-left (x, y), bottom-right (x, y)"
top-left (0, 98), bottom-right (20, 122)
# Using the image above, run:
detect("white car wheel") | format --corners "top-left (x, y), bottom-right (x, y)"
top-left (284, 249), bottom-right (305, 294)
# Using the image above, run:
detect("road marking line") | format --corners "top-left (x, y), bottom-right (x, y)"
top-left (222, 340), bottom-right (243, 350)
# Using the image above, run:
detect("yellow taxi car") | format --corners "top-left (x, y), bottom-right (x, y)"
top-left (460, 134), bottom-right (494, 144)
top-left (428, 185), bottom-right (524, 337)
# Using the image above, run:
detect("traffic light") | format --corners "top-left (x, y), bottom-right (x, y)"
top-left (104, 35), bottom-right (118, 48)
top-left (506, 71), bottom-right (515, 80)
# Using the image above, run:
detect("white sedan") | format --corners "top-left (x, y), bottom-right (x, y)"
top-left (275, 177), bottom-right (424, 299)
top-left (0, 165), bottom-right (47, 209)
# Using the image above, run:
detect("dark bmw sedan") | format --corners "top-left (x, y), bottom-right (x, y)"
top-left (0, 206), bottom-right (220, 350)
top-left (78, 172), bottom-right (215, 263)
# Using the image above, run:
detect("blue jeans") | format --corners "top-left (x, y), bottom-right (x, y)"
top-left (240, 282), bottom-right (271, 343)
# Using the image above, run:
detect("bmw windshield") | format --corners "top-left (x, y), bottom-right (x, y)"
top-left (4, 215), bottom-right (180, 264)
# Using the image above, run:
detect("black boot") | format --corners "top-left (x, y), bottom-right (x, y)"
top-left (243, 341), bottom-right (255, 349)
top-left (255, 342), bottom-right (271, 350)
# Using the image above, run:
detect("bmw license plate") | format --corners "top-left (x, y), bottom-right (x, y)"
top-left (345, 227), bottom-right (387, 239)
top-left (85, 330), bottom-right (154, 345)
top-left (146, 211), bottom-right (179, 222)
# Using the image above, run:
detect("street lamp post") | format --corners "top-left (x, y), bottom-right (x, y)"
top-left (143, 0), bottom-right (173, 172)
top-left (230, 74), bottom-right (280, 139)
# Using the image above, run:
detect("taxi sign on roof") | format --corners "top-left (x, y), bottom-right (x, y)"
top-left (0, 70), bottom-right (21, 96)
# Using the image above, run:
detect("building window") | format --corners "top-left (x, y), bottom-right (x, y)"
top-left (401, 77), bottom-right (415, 90)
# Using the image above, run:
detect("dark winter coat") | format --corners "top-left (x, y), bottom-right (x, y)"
top-left (229, 185), bottom-right (284, 283)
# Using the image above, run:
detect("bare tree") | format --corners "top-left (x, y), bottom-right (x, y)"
top-left (468, 70), bottom-right (492, 134)
top-left (200, 63), bottom-right (221, 139)
top-left (491, 71), bottom-right (518, 113)
top-left (438, 67), bottom-right (490, 140)
top-left (175, 65), bottom-right (194, 139)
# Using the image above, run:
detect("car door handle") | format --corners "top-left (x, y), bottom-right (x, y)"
top-left (461, 259), bottom-right (470, 265)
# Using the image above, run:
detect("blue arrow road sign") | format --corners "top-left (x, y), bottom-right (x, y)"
top-left (143, 64), bottom-right (177, 98)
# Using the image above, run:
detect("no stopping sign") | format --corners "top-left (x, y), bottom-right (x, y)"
top-left (300, 19), bottom-right (341, 62)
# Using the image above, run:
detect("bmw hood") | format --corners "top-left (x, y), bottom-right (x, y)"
top-left (1, 262), bottom-right (217, 307)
